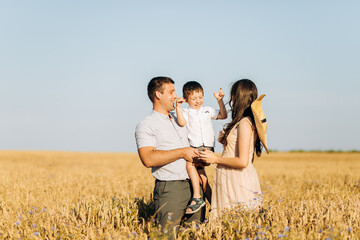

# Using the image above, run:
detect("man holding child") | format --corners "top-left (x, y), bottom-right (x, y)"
top-left (135, 76), bottom-right (205, 233)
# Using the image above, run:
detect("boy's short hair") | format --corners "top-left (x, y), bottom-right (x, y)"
top-left (183, 81), bottom-right (203, 99)
top-left (147, 76), bottom-right (175, 102)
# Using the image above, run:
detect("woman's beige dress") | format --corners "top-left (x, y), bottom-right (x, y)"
top-left (211, 117), bottom-right (262, 219)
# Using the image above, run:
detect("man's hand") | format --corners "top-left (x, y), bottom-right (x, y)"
top-left (213, 88), bottom-right (225, 101)
top-left (182, 147), bottom-right (199, 162)
top-left (176, 97), bottom-right (185, 107)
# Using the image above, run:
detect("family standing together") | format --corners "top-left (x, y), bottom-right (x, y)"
top-left (135, 76), bottom-right (268, 236)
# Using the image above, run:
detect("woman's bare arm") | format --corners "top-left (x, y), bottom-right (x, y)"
top-left (199, 119), bottom-right (252, 169)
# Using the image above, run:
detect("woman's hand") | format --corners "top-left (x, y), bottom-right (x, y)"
top-left (198, 149), bottom-right (219, 165)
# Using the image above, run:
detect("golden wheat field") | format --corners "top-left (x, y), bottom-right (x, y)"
top-left (0, 151), bottom-right (359, 239)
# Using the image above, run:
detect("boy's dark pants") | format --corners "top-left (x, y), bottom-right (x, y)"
top-left (153, 179), bottom-right (205, 231)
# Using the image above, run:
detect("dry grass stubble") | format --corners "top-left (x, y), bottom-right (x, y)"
top-left (0, 151), bottom-right (359, 239)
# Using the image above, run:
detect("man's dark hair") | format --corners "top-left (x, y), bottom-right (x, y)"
top-left (182, 81), bottom-right (204, 100)
top-left (147, 76), bottom-right (175, 102)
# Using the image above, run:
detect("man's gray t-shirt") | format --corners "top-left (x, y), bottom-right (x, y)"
top-left (135, 110), bottom-right (190, 181)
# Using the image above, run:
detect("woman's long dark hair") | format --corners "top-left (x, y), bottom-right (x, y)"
top-left (219, 79), bottom-right (262, 157)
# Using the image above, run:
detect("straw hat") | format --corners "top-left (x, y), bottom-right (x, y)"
top-left (251, 94), bottom-right (269, 154)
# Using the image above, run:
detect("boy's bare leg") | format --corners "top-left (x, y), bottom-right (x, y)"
top-left (186, 162), bottom-right (202, 212)
top-left (197, 168), bottom-right (212, 204)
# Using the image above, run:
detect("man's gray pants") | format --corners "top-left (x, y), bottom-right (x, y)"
top-left (153, 179), bottom-right (205, 231)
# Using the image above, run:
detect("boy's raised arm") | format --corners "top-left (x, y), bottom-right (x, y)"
top-left (214, 88), bottom-right (228, 120)
top-left (175, 97), bottom-right (187, 127)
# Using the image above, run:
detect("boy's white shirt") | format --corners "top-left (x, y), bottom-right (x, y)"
top-left (181, 106), bottom-right (220, 148)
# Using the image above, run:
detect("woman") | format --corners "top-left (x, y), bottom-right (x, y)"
top-left (199, 79), bottom-right (268, 218)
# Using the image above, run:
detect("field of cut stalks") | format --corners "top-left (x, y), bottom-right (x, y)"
top-left (0, 151), bottom-right (359, 239)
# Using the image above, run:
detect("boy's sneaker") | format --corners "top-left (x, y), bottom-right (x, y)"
top-left (185, 198), bottom-right (206, 214)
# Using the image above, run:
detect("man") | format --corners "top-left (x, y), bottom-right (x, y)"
top-left (135, 76), bottom-right (205, 233)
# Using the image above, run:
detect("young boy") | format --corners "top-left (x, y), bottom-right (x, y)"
top-left (176, 81), bottom-right (227, 214)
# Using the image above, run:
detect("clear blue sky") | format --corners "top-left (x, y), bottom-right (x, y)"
top-left (1, 1), bottom-right (359, 152)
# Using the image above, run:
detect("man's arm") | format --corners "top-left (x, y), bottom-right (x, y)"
top-left (138, 146), bottom-right (198, 168)
top-left (175, 97), bottom-right (187, 127)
